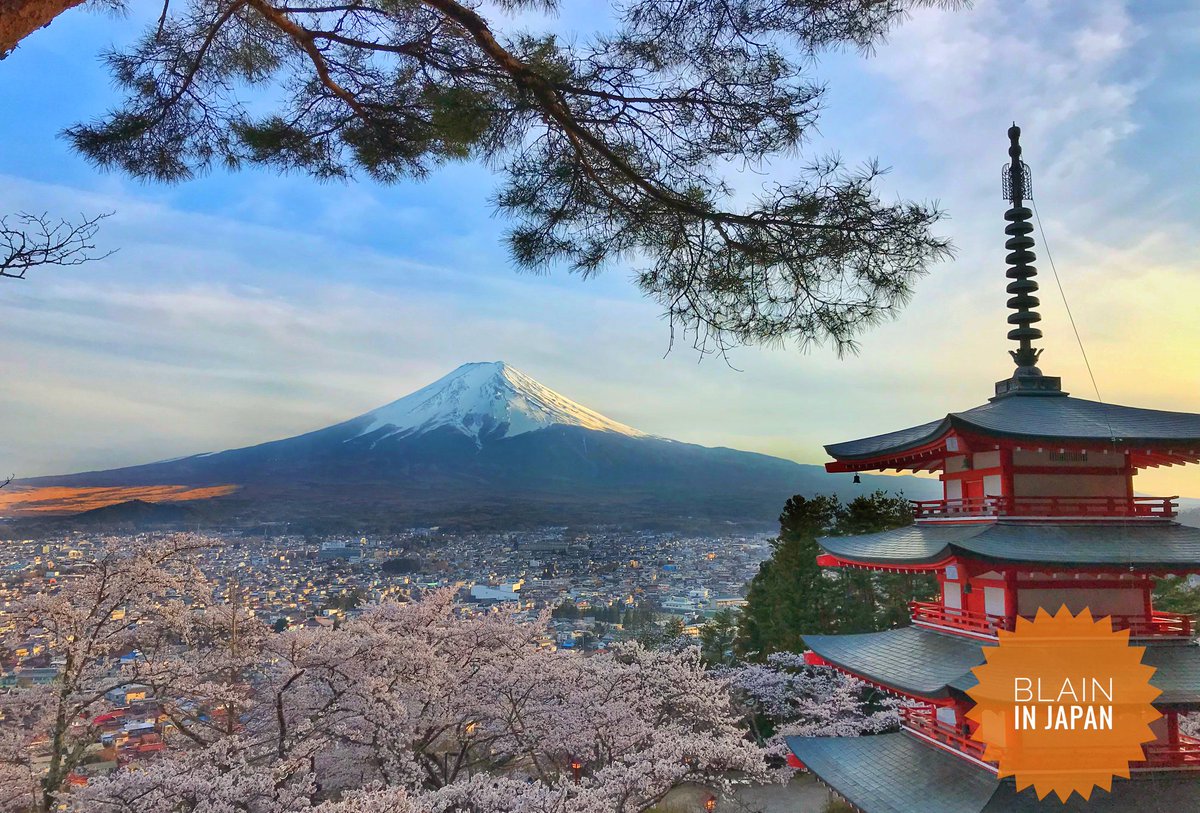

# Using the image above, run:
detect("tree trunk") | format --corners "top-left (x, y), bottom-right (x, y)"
top-left (0, 0), bottom-right (88, 59)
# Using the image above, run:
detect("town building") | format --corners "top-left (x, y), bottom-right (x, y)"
top-left (786, 126), bottom-right (1200, 810)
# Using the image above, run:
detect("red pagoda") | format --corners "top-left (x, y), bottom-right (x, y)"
top-left (785, 126), bottom-right (1200, 811)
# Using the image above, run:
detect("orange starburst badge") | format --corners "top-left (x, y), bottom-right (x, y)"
top-left (966, 606), bottom-right (1161, 803)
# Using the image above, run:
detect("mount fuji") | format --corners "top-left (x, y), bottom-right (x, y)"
top-left (349, 362), bottom-right (647, 445)
top-left (19, 362), bottom-right (936, 530)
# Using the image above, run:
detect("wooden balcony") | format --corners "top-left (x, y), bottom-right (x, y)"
top-left (912, 496), bottom-right (1177, 522)
top-left (1132, 736), bottom-right (1200, 770)
top-left (909, 601), bottom-right (1194, 640)
top-left (902, 707), bottom-right (1200, 772)
top-left (908, 600), bottom-right (1009, 637)
top-left (900, 707), bottom-right (991, 764)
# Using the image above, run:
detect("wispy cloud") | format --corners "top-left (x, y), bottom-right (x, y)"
top-left (3, 2), bottom-right (1200, 498)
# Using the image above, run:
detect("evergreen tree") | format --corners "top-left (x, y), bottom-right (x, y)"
top-left (3, 0), bottom-right (955, 353)
top-left (829, 492), bottom-right (924, 633)
top-left (1153, 576), bottom-right (1200, 618)
top-left (635, 616), bottom-right (687, 650)
top-left (738, 491), bottom-right (935, 658)
top-left (738, 495), bottom-right (840, 659)
top-left (699, 608), bottom-right (740, 666)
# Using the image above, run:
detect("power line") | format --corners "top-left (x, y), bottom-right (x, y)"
top-left (1031, 201), bottom-right (1101, 401)
top-left (1031, 200), bottom-right (1115, 445)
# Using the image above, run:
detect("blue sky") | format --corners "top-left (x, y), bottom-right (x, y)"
top-left (3, 1), bottom-right (1200, 496)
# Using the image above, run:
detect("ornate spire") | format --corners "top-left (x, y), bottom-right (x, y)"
top-left (993, 124), bottom-right (1063, 399)
top-left (1003, 124), bottom-right (1041, 372)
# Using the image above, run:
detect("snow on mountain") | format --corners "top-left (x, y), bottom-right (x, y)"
top-left (352, 361), bottom-right (647, 444)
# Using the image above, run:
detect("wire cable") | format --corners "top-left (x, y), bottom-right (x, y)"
top-left (1031, 200), bottom-right (1105, 408)
top-left (1031, 201), bottom-right (1120, 460)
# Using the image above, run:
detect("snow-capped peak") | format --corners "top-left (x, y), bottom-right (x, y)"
top-left (352, 362), bottom-right (646, 443)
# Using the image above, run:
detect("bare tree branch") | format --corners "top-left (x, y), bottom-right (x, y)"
top-left (0, 211), bottom-right (114, 280)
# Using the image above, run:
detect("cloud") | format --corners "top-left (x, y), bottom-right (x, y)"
top-left (4, 1), bottom-right (1200, 499)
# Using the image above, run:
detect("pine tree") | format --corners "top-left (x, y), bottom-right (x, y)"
top-left (5, 0), bottom-right (956, 352)
top-left (738, 495), bottom-right (840, 659)
top-left (699, 608), bottom-right (740, 666)
top-left (830, 492), bottom-right (923, 633)
top-left (738, 491), bottom-right (935, 658)
top-left (1153, 576), bottom-right (1200, 617)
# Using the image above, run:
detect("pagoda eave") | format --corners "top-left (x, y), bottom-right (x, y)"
top-left (801, 626), bottom-right (983, 702)
top-left (804, 625), bottom-right (1200, 709)
top-left (825, 402), bottom-right (1200, 473)
top-left (786, 732), bottom-right (1200, 813)
top-left (815, 523), bottom-right (1200, 574)
top-left (817, 549), bottom-right (1200, 577)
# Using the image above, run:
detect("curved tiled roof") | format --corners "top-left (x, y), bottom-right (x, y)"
top-left (786, 733), bottom-right (998, 813)
top-left (824, 417), bottom-right (947, 460)
top-left (803, 626), bottom-right (985, 699)
top-left (786, 732), bottom-right (1200, 813)
top-left (818, 522), bottom-right (1200, 570)
top-left (825, 394), bottom-right (1200, 461)
top-left (805, 624), bottom-right (1200, 706)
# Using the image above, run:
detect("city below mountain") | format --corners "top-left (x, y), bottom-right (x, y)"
top-left (14, 362), bottom-right (937, 531)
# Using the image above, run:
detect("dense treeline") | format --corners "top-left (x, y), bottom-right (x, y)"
top-left (550, 601), bottom-right (661, 627)
top-left (737, 491), bottom-right (936, 659)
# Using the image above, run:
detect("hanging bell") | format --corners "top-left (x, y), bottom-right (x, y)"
top-left (852, 473), bottom-right (861, 484)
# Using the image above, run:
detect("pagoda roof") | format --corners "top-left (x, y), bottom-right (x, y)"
top-left (785, 732), bottom-right (997, 813)
top-left (817, 522), bottom-right (1200, 572)
top-left (803, 626), bottom-right (983, 699)
top-left (787, 732), bottom-right (1200, 813)
top-left (804, 625), bottom-right (1200, 706)
top-left (825, 394), bottom-right (1200, 471)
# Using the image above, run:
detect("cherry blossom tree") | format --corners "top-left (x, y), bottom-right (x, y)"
top-left (1180, 713), bottom-right (1200, 739)
top-left (718, 652), bottom-right (901, 759)
top-left (3, 536), bottom-right (920, 813)
top-left (0, 534), bottom-right (214, 813)
top-left (0, 212), bottom-right (112, 280)
top-left (57, 586), bottom-right (768, 813)
top-left (5, 538), bottom-right (930, 813)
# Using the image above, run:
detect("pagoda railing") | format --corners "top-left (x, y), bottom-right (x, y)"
top-left (1132, 735), bottom-right (1200, 770)
top-left (912, 496), bottom-right (1177, 521)
top-left (909, 601), bottom-right (1193, 639)
top-left (902, 706), bottom-right (1200, 771)
top-left (900, 707), bottom-right (991, 763)
top-left (908, 601), bottom-right (1009, 636)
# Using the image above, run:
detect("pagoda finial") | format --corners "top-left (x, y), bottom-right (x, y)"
top-left (992, 125), bottom-right (1063, 399)
top-left (1002, 124), bottom-right (1041, 373)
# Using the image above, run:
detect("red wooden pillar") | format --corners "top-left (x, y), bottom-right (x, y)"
top-left (1124, 451), bottom-right (1135, 504)
top-left (1004, 569), bottom-right (1019, 630)
top-left (999, 447), bottom-right (1015, 501)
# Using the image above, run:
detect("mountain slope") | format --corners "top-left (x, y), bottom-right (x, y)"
top-left (21, 362), bottom-right (939, 529)
top-left (353, 361), bottom-right (645, 443)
